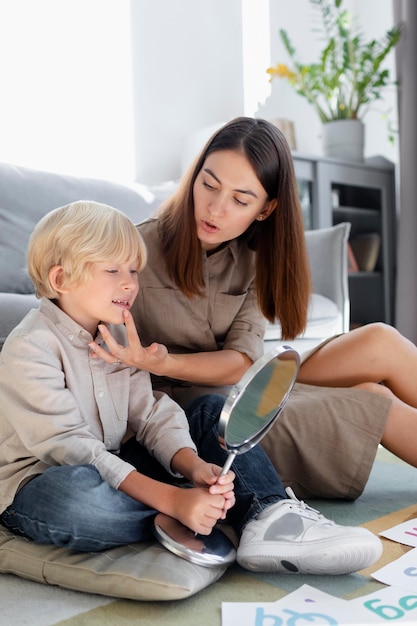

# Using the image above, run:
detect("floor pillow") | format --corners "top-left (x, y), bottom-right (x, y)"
top-left (0, 526), bottom-right (228, 601)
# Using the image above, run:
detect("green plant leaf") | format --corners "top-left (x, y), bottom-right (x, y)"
top-left (272, 0), bottom-right (402, 132)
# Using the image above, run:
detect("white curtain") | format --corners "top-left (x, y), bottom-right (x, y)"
top-left (393, 0), bottom-right (417, 342)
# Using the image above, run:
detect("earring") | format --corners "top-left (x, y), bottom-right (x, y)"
top-left (258, 215), bottom-right (264, 221)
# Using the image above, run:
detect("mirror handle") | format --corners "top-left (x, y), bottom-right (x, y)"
top-left (219, 451), bottom-right (237, 477)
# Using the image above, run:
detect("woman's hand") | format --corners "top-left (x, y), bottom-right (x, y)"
top-left (90, 309), bottom-right (253, 386)
top-left (89, 309), bottom-right (168, 372)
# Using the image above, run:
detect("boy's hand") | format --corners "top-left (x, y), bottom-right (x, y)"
top-left (191, 461), bottom-right (235, 518)
top-left (89, 310), bottom-right (168, 371)
top-left (173, 486), bottom-right (232, 535)
top-left (171, 451), bottom-right (236, 522)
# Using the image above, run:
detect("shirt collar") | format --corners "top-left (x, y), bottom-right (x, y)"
top-left (39, 297), bottom-right (127, 349)
top-left (39, 297), bottom-right (95, 343)
top-left (205, 238), bottom-right (241, 265)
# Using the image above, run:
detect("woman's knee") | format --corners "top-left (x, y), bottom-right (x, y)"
top-left (361, 322), bottom-right (400, 350)
top-left (354, 381), bottom-right (394, 399)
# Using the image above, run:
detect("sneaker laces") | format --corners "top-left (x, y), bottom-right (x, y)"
top-left (284, 487), bottom-right (335, 526)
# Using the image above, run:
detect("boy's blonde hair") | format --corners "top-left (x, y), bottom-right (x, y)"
top-left (27, 200), bottom-right (147, 298)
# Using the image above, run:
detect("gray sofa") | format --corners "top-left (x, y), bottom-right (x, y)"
top-left (0, 161), bottom-right (350, 352)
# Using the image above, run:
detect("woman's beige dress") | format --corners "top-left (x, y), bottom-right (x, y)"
top-left (133, 218), bottom-right (392, 501)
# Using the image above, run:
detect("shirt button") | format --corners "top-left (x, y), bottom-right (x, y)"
top-left (68, 334), bottom-right (74, 341)
top-left (98, 391), bottom-right (104, 398)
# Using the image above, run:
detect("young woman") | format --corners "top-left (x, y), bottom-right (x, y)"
top-left (90, 117), bottom-right (417, 502)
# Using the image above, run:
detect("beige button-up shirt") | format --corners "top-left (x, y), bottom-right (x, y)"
top-left (133, 218), bottom-right (267, 405)
top-left (0, 298), bottom-right (197, 513)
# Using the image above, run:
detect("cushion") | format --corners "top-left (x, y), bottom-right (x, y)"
top-left (0, 162), bottom-right (167, 295)
top-left (265, 293), bottom-right (342, 341)
top-left (0, 526), bottom-right (227, 601)
top-left (0, 209), bottom-right (36, 294)
top-left (0, 293), bottom-right (39, 350)
top-left (305, 222), bottom-right (351, 333)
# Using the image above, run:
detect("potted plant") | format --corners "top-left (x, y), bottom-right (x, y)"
top-left (267, 0), bottom-right (402, 161)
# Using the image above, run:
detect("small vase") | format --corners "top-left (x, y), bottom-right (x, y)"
top-left (322, 119), bottom-right (365, 162)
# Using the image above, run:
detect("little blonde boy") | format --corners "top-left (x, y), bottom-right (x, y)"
top-left (0, 201), bottom-right (381, 574)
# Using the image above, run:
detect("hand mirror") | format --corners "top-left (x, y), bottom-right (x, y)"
top-left (153, 345), bottom-right (300, 567)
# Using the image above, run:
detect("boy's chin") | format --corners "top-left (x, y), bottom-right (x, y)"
top-left (101, 314), bottom-right (125, 326)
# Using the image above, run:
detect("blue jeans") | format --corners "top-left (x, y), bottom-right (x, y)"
top-left (1, 395), bottom-right (286, 551)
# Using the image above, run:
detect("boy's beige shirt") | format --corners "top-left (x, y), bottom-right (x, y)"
top-left (0, 298), bottom-right (196, 514)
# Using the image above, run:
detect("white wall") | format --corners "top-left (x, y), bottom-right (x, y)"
top-left (0, 0), bottom-right (135, 181)
top-left (130, 0), bottom-right (245, 185)
top-left (131, 0), bottom-right (399, 183)
top-left (0, 0), bottom-right (399, 185)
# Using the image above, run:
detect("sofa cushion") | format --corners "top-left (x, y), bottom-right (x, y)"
top-left (305, 222), bottom-right (350, 333)
top-left (264, 293), bottom-right (341, 341)
top-left (0, 526), bottom-right (227, 601)
top-left (0, 209), bottom-right (37, 293)
top-left (0, 162), bottom-right (166, 295)
top-left (0, 293), bottom-right (39, 350)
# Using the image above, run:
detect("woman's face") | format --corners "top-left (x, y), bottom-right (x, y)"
top-left (193, 149), bottom-right (276, 251)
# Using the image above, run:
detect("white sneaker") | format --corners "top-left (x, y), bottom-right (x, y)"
top-left (237, 488), bottom-right (383, 574)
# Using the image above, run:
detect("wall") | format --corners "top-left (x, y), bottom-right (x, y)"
top-left (130, 0), bottom-right (245, 185)
top-left (131, 0), bottom-right (399, 184)
top-left (0, 0), bottom-right (399, 185)
top-left (0, 0), bottom-right (135, 181)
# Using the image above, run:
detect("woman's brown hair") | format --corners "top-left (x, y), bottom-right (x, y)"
top-left (158, 117), bottom-right (311, 340)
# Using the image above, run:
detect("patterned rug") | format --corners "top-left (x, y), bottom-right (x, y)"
top-left (1, 447), bottom-right (416, 626)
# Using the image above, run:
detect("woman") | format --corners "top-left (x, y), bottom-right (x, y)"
top-left (90, 117), bottom-right (417, 501)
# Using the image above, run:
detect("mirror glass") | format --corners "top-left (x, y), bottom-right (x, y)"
top-left (219, 346), bottom-right (299, 455)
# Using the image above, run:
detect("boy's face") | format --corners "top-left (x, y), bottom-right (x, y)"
top-left (58, 260), bottom-right (139, 336)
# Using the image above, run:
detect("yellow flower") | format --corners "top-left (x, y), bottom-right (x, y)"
top-left (266, 64), bottom-right (296, 82)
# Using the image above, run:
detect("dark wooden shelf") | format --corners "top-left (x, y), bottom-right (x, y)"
top-left (293, 154), bottom-right (396, 325)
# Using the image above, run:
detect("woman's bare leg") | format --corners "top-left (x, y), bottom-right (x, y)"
top-left (354, 382), bottom-right (417, 467)
top-left (298, 323), bottom-right (417, 408)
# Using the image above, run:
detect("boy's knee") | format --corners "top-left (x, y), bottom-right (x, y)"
top-left (185, 394), bottom-right (225, 417)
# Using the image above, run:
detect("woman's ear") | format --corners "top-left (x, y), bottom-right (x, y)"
top-left (48, 265), bottom-right (69, 294)
top-left (257, 199), bottom-right (277, 221)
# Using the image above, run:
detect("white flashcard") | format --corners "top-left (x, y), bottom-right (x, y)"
top-left (349, 585), bottom-right (417, 623)
top-left (380, 519), bottom-right (417, 547)
top-left (372, 547), bottom-right (417, 593)
top-left (221, 582), bottom-right (396, 625)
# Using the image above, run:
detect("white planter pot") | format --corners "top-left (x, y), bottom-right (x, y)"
top-left (322, 119), bottom-right (365, 162)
